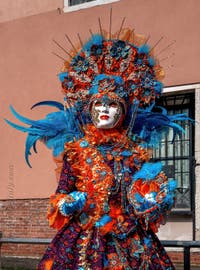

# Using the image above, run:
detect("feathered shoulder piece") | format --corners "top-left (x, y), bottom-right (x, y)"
top-left (130, 103), bottom-right (192, 147)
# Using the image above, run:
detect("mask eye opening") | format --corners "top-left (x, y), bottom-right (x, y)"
top-left (94, 101), bottom-right (102, 107)
top-left (109, 102), bottom-right (118, 108)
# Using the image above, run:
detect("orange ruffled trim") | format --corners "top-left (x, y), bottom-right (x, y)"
top-left (47, 193), bottom-right (70, 230)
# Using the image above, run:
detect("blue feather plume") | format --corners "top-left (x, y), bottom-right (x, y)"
top-left (31, 101), bottom-right (64, 111)
top-left (82, 34), bottom-right (103, 53)
top-left (58, 72), bottom-right (68, 82)
top-left (138, 44), bottom-right (150, 54)
top-left (5, 103), bottom-right (83, 167)
top-left (129, 104), bottom-right (192, 147)
top-left (133, 162), bottom-right (163, 181)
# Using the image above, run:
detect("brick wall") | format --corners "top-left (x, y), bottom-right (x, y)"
top-left (168, 251), bottom-right (200, 266)
top-left (0, 198), bottom-right (55, 258)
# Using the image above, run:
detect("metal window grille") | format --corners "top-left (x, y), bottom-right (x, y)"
top-left (152, 93), bottom-right (195, 213)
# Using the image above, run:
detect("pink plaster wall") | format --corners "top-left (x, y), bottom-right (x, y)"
top-left (0, 0), bottom-right (63, 23)
top-left (1, 0), bottom-right (200, 199)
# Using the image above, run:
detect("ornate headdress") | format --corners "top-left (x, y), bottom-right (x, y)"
top-left (58, 29), bottom-right (164, 109)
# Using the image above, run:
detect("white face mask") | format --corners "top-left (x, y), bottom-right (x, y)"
top-left (91, 99), bottom-right (123, 129)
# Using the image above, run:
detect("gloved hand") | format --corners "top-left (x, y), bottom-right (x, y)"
top-left (58, 191), bottom-right (87, 216)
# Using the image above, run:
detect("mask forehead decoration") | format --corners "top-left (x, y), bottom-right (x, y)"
top-left (98, 78), bottom-right (116, 93)
top-left (89, 75), bottom-right (126, 109)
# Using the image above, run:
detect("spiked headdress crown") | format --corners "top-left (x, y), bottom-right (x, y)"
top-left (57, 28), bottom-right (164, 109)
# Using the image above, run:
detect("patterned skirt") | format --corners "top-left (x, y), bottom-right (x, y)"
top-left (37, 219), bottom-right (175, 270)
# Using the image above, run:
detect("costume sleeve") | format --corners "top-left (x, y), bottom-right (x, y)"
top-left (128, 162), bottom-right (177, 232)
top-left (47, 154), bottom-right (77, 230)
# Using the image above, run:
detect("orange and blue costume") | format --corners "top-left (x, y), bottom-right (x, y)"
top-left (6, 28), bottom-right (190, 269)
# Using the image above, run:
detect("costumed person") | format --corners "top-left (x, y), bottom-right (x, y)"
top-left (6, 24), bottom-right (190, 269)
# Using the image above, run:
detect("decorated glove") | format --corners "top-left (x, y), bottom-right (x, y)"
top-left (128, 162), bottom-right (177, 216)
top-left (58, 191), bottom-right (87, 216)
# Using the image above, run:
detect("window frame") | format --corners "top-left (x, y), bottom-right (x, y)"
top-left (152, 92), bottom-right (195, 214)
top-left (158, 83), bottom-right (200, 216)
top-left (63, 0), bottom-right (120, 13)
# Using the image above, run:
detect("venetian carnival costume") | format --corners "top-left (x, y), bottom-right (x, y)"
top-left (6, 25), bottom-right (190, 270)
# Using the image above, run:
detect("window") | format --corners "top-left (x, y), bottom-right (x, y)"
top-left (69, 0), bottom-right (96, 6)
top-left (64, 0), bottom-right (120, 12)
top-left (152, 93), bottom-right (195, 213)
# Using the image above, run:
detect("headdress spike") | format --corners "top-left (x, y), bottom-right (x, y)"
top-left (117, 17), bottom-right (126, 39)
top-left (144, 34), bottom-right (151, 44)
top-left (89, 29), bottom-right (93, 37)
top-left (126, 29), bottom-right (134, 42)
top-left (77, 33), bottom-right (83, 47)
top-left (98, 17), bottom-right (103, 37)
top-left (160, 53), bottom-right (175, 62)
top-left (52, 39), bottom-right (73, 58)
top-left (52, 52), bottom-right (68, 62)
top-left (65, 34), bottom-right (78, 53)
top-left (150, 36), bottom-right (164, 53)
top-left (109, 7), bottom-right (112, 39)
top-left (156, 40), bottom-right (176, 56)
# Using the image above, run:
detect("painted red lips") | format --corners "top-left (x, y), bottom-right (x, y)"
top-left (100, 115), bottom-right (109, 120)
